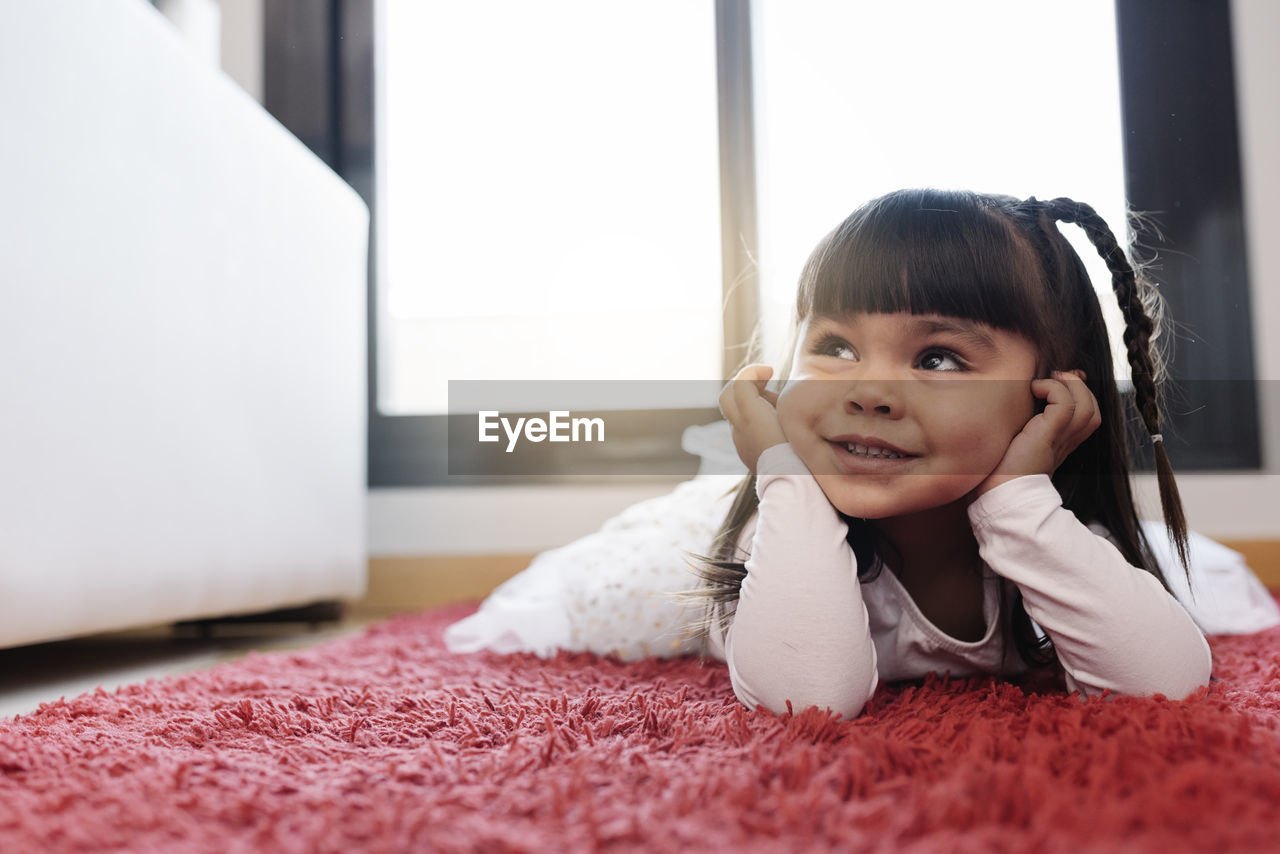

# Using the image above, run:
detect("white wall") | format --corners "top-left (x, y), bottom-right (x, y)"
top-left (209, 0), bottom-right (1278, 555)
top-left (205, 0), bottom-right (688, 556)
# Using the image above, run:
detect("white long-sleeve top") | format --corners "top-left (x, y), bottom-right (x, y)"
top-left (707, 444), bottom-right (1213, 719)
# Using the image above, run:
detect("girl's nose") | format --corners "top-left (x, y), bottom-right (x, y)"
top-left (844, 378), bottom-right (901, 417)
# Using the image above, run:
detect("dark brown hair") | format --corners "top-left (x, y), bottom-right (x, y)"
top-left (693, 188), bottom-right (1187, 669)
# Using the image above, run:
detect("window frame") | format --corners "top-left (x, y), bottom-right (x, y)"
top-left (1114, 0), bottom-right (1260, 470)
top-left (262, 0), bottom-right (1259, 486)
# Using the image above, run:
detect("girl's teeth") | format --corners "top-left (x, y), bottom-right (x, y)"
top-left (845, 443), bottom-right (901, 459)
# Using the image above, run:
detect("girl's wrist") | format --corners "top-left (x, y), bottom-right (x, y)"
top-left (749, 440), bottom-right (785, 473)
top-left (970, 469), bottom-right (1053, 504)
top-left (972, 472), bottom-right (1020, 499)
top-left (755, 442), bottom-right (809, 476)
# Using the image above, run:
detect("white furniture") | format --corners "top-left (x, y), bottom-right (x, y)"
top-left (0, 0), bottom-right (368, 648)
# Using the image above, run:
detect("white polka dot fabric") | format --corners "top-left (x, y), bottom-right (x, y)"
top-left (444, 475), bottom-right (743, 661)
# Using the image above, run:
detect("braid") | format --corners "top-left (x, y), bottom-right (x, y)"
top-left (1039, 197), bottom-right (1190, 571)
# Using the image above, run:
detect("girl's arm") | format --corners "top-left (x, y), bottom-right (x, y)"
top-left (968, 474), bottom-right (1212, 700)
top-left (714, 443), bottom-right (880, 719)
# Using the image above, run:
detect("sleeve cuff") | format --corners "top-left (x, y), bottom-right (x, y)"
top-left (967, 474), bottom-right (1061, 531)
top-left (756, 443), bottom-right (811, 477)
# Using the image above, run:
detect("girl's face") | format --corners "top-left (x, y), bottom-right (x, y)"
top-left (776, 311), bottom-right (1040, 520)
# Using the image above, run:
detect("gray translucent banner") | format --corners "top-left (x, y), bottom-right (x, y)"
top-left (446, 379), bottom-right (1261, 476)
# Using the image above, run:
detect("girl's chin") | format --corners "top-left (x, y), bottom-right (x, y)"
top-left (814, 487), bottom-right (907, 520)
top-left (815, 476), bottom-right (987, 521)
top-left (830, 501), bottom-right (911, 521)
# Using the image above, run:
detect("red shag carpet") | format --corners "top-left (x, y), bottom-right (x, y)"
top-left (3, 602), bottom-right (1280, 854)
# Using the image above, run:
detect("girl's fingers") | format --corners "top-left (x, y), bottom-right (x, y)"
top-left (732, 365), bottom-right (773, 413)
top-left (737, 364), bottom-right (773, 383)
top-left (720, 364), bottom-right (785, 472)
top-left (717, 378), bottom-right (741, 423)
top-left (740, 364), bottom-right (774, 397)
top-left (717, 386), bottom-right (738, 423)
top-left (720, 364), bottom-right (775, 422)
top-left (1039, 371), bottom-right (1102, 467)
top-left (732, 375), bottom-right (760, 416)
top-left (1032, 376), bottom-right (1076, 436)
top-left (1053, 370), bottom-right (1101, 437)
top-left (747, 366), bottom-right (779, 407)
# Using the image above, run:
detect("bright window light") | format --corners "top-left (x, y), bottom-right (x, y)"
top-left (752, 0), bottom-right (1130, 376)
top-left (379, 1), bottom-right (1131, 418)
top-left (379, 0), bottom-right (723, 415)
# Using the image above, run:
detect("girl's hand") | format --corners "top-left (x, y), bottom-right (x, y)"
top-left (720, 364), bottom-right (786, 472)
top-left (973, 370), bottom-right (1101, 498)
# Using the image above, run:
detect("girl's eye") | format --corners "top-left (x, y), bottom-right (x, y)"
top-left (918, 349), bottom-right (965, 371)
top-left (814, 335), bottom-right (856, 360)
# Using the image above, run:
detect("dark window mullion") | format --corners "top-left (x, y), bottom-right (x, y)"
top-left (1115, 0), bottom-right (1259, 469)
top-left (716, 0), bottom-right (761, 378)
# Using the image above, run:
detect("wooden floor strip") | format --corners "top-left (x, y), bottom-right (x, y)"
top-left (357, 538), bottom-right (1279, 615)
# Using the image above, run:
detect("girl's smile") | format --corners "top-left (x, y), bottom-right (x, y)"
top-left (776, 310), bottom-right (1039, 520)
top-left (828, 433), bottom-right (917, 473)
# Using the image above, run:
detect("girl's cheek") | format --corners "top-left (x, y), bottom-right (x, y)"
top-left (776, 380), bottom-right (824, 435)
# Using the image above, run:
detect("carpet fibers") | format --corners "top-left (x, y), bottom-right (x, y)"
top-left (3, 602), bottom-right (1279, 853)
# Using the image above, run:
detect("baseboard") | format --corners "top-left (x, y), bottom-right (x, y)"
top-left (355, 554), bottom-right (537, 615)
top-left (1225, 540), bottom-right (1280, 591)
top-left (355, 539), bottom-right (1280, 615)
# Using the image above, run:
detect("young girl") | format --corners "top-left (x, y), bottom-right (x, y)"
top-left (447, 189), bottom-right (1271, 718)
top-left (696, 188), bottom-right (1211, 719)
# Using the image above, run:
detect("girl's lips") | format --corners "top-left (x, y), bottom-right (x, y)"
top-left (826, 438), bottom-right (917, 474)
top-left (827, 434), bottom-right (912, 456)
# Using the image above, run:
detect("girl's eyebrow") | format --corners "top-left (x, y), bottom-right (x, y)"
top-left (908, 317), bottom-right (997, 353)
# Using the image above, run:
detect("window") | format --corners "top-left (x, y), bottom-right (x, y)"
top-left (264, 0), bottom-right (1259, 485)
top-left (381, 1), bottom-right (723, 416)
top-left (750, 0), bottom-right (1131, 372)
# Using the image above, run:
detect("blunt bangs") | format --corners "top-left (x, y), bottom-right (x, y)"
top-left (798, 189), bottom-right (1048, 340)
